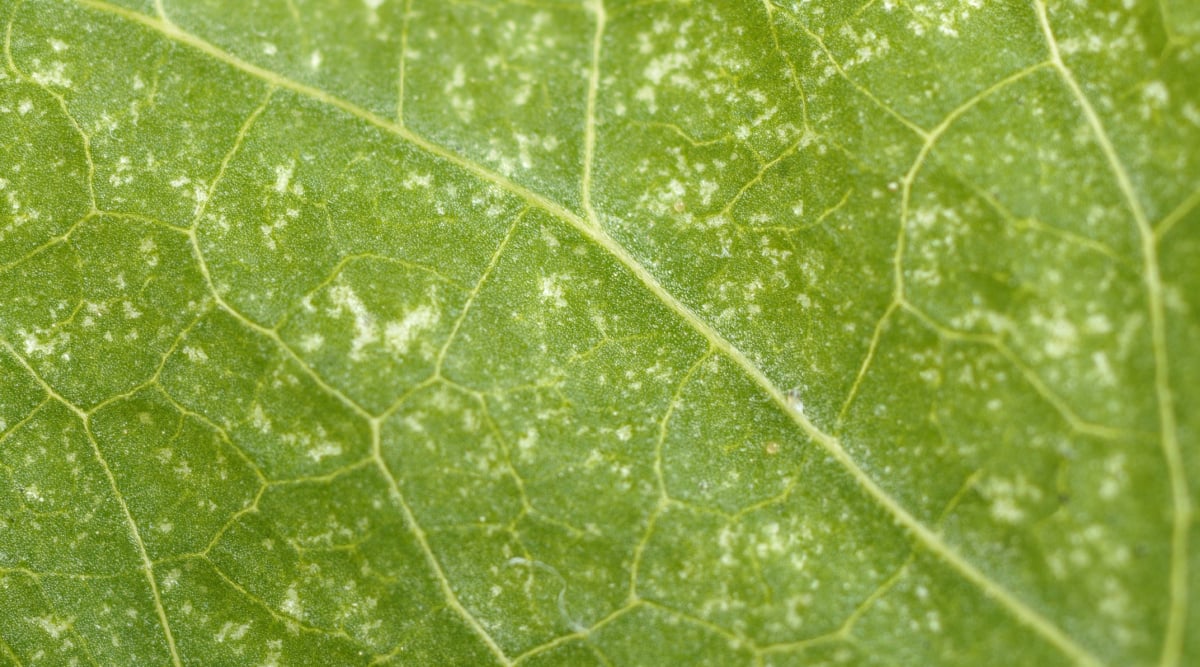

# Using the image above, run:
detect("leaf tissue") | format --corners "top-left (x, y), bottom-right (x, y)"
top-left (0, 0), bottom-right (1197, 665)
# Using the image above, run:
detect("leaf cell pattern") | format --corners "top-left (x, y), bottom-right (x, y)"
top-left (0, 0), bottom-right (1197, 665)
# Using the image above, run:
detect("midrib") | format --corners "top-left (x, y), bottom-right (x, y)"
top-left (66, 2), bottom-right (1105, 664)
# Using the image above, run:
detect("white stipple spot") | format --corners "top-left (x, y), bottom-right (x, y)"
top-left (1099, 454), bottom-right (1127, 500)
top-left (785, 388), bottom-right (805, 414)
top-left (982, 475), bottom-right (1042, 525)
top-left (49, 38), bottom-right (68, 52)
top-left (29, 615), bottom-right (72, 639)
top-left (635, 85), bottom-right (657, 114)
top-left (402, 172), bottom-right (433, 190)
top-left (215, 621), bottom-right (252, 643)
top-left (517, 429), bottom-right (538, 452)
top-left (299, 333), bottom-right (325, 353)
top-left (447, 64), bottom-right (465, 91)
top-left (281, 585), bottom-right (303, 617)
top-left (755, 522), bottom-right (788, 557)
top-left (260, 641), bottom-right (283, 667)
top-left (273, 162), bottom-right (294, 194)
top-left (384, 305), bottom-right (439, 355)
top-left (18, 328), bottom-right (65, 357)
top-left (1031, 308), bottom-right (1078, 359)
top-left (189, 185), bottom-right (209, 217)
top-left (363, 0), bottom-right (385, 8)
top-left (1092, 351), bottom-right (1116, 386)
top-left (307, 441), bottom-right (343, 462)
top-left (262, 42), bottom-right (278, 56)
top-left (1142, 81), bottom-right (1168, 107)
top-left (644, 52), bottom-right (691, 85)
top-left (328, 284), bottom-right (378, 360)
top-left (1084, 313), bottom-right (1112, 334)
top-left (1184, 102), bottom-right (1200, 127)
top-left (30, 61), bottom-right (71, 88)
top-left (539, 275), bottom-right (567, 308)
top-left (17, 99), bottom-right (33, 115)
top-left (512, 84), bottom-right (532, 106)
top-left (110, 156), bottom-right (134, 187)
top-left (260, 217), bottom-right (288, 251)
top-left (309, 50), bottom-right (322, 70)
top-left (990, 496), bottom-right (1023, 524)
top-left (616, 425), bottom-right (632, 441)
top-left (182, 346), bottom-right (208, 363)
top-left (162, 569), bottom-right (181, 591)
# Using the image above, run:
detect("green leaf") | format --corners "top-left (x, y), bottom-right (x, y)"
top-left (1, 0), bottom-right (1196, 665)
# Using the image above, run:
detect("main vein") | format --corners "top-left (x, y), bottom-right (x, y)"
top-left (70, 1), bottom-right (1104, 664)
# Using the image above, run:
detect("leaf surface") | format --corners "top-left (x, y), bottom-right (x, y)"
top-left (0, 0), bottom-right (1197, 665)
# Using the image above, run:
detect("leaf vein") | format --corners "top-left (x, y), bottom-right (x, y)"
top-left (61, 2), bottom-right (1120, 664)
top-left (1033, 4), bottom-right (1191, 665)
top-left (0, 341), bottom-right (184, 667)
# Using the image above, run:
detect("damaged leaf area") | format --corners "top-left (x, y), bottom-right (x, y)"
top-left (1, 0), bottom-right (1198, 665)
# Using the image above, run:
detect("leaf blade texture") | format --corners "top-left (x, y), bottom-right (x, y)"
top-left (0, 0), bottom-right (1197, 665)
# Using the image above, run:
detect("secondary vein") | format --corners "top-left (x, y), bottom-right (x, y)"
top-left (1034, 4), bottom-right (1190, 666)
